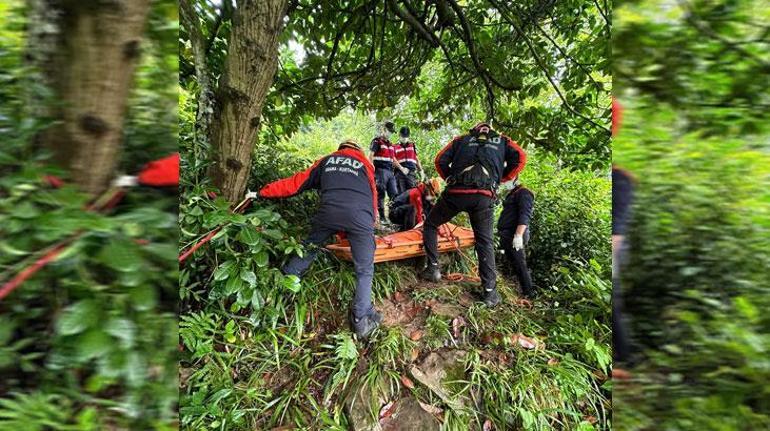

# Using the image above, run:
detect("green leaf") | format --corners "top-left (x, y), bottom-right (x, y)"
top-left (77, 329), bottom-right (113, 360)
top-left (237, 226), bottom-right (261, 245)
top-left (255, 251), bottom-right (269, 268)
top-left (240, 269), bottom-right (257, 286)
top-left (105, 318), bottom-right (136, 348)
top-left (213, 260), bottom-right (236, 281)
top-left (56, 300), bottom-right (99, 336)
top-left (283, 275), bottom-right (301, 293)
top-left (98, 238), bottom-right (143, 273)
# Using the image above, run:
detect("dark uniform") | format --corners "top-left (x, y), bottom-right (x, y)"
top-left (612, 166), bottom-right (635, 362)
top-left (370, 136), bottom-right (399, 220)
top-left (394, 140), bottom-right (419, 193)
top-left (422, 124), bottom-right (526, 304)
top-left (497, 185), bottom-right (535, 297)
top-left (388, 183), bottom-right (434, 231)
top-left (259, 146), bottom-right (379, 325)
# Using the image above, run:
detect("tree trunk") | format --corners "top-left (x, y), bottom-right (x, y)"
top-left (209, 0), bottom-right (289, 202)
top-left (43, 0), bottom-right (152, 195)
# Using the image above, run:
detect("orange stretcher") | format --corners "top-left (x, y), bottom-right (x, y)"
top-left (326, 223), bottom-right (475, 263)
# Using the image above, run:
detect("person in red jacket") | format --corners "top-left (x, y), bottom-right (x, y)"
top-left (421, 123), bottom-right (526, 307)
top-left (393, 126), bottom-right (424, 194)
top-left (370, 121), bottom-right (409, 222)
top-left (259, 140), bottom-right (382, 338)
top-left (388, 178), bottom-right (441, 231)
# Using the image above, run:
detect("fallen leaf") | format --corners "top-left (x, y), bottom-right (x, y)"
top-left (547, 358), bottom-right (559, 366)
top-left (410, 330), bottom-right (424, 341)
top-left (483, 419), bottom-right (494, 431)
top-left (452, 316), bottom-right (466, 338)
top-left (585, 415), bottom-right (597, 424)
top-left (400, 375), bottom-right (415, 389)
top-left (512, 333), bottom-right (538, 350)
top-left (497, 352), bottom-right (508, 364)
top-left (410, 348), bottom-right (420, 362)
top-left (394, 291), bottom-right (406, 302)
top-left (379, 400), bottom-right (396, 421)
top-left (514, 298), bottom-right (533, 309)
top-left (418, 401), bottom-right (443, 416)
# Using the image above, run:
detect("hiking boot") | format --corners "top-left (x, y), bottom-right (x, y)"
top-left (420, 264), bottom-right (441, 282)
top-left (481, 289), bottom-right (501, 308)
top-left (351, 311), bottom-right (381, 339)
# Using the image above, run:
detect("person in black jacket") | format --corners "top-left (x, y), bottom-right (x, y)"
top-left (613, 165), bottom-right (635, 364)
top-left (420, 122), bottom-right (527, 307)
top-left (497, 179), bottom-right (535, 297)
top-left (259, 140), bottom-right (382, 339)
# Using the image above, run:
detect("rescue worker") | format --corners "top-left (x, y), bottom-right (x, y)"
top-left (259, 140), bottom-right (382, 339)
top-left (497, 177), bottom-right (535, 298)
top-left (369, 121), bottom-right (408, 222)
top-left (611, 98), bottom-right (636, 375)
top-left (388, 178), bottom-right (441, 231)
top-left (421, 122), bottom-right (527, 307)
top-left (394, 126), bottom-right (424, 193)
top-left (613, 165), bottom-right (635, 365)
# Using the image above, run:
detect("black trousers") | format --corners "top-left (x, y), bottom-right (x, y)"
top-left (375, 169), bottom-right (399, 221)
top-left (498, 229), bottom-right (534, 296)
top-left (388, 205), bottom-right (416, 231)
top-left (613, 242), bottom-right (633, 362)
top-left (423, 193), bottom-right (496, 292)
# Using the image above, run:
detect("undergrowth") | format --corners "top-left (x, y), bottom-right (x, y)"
top-left (179, 111), bottom-right (612, 430)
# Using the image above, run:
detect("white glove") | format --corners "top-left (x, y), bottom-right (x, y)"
top-left (399, 166), bottom-right (409, 175)
top-left (111, 175), bottom-right (138, 188)
top-left (513, 235), bottom-right (524, 251)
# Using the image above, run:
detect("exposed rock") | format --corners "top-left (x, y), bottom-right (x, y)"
top-left (380, 397), bottom-right (440, 431)
top-left (409, 350), bottom-right (468, 410)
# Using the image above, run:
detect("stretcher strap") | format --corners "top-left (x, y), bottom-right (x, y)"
top-left (0, 186), bottom-right (127, 302)
top-left (178, 196), bottom-right (253, 263)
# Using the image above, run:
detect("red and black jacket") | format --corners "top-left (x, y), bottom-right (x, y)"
top-left (394, 141), bottom-right (419, 169)
top-left (435, 132), bottom-right (526, 197)
top-left (370, 137), bottom-right (396, 170)
top-left (390, 183), bottom-right (432, 225)
top-left (259, 148), bottom-right (379, 225)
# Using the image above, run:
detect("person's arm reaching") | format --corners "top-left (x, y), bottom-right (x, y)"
top-left (501, 136), bottom-right (527, 182)
top-left (259, 158), bottom-right (323, 198)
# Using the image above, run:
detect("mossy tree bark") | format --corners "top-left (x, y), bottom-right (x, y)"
top-left (41, 0), bottom-right (152, 195)
top-left (208, 0), bottom-right (289, 202)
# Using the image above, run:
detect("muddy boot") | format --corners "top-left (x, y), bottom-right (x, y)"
top-left (481, 288), bottom-right (501, 308)
top-left (420, 263), bottom-right (441, 282)
top-left (350, 310), bottom-right (381, 339)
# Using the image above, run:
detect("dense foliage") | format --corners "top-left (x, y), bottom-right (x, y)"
top-left (613, 0), bottom-right (770, 428)
top-left (180, 0), bottom-right (612, 179)
top-left (0, 1), bottom-right (179, 429)
top-left (180, 107), bottom-right (612, 429)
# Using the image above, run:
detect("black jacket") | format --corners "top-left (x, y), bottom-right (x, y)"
top-left (612, 167), bottom-right (635, 235)
top-left (435, 131), bottom-right (526, 195)
top-left (497, 186), bottom-right (535, 231)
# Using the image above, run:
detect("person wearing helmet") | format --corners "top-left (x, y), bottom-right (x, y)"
top-left (369, 121), bottom-right (408, 222)
top-left (420, 122), bottom-right (526, 307)
top-left (259, 140), bottom-right (382, 339)
top-left (388, 178), bottom-right (441, 231)
top-left (497, 176), bottom-right (535, 298)
top-left (394, 126), bottom-right (424, 194)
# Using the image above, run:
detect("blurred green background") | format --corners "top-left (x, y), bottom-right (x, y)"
top-left (613, 0), bottom-right (770, 429)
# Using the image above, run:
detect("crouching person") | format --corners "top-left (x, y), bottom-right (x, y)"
top-left (497, 177), bottom-right (535, 298)
top-left (259, 140), bottom-right (382, 338)
top-left (388, 178), bottom-right (441, 231)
